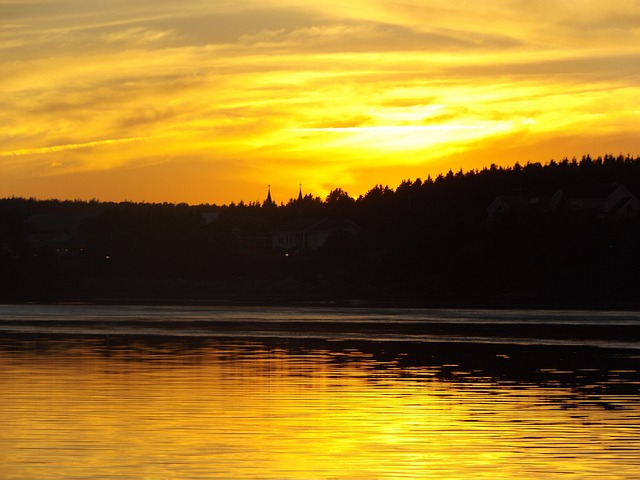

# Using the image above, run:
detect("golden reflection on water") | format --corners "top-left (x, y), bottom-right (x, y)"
top-left (1, 339), bottom-right (639, 480)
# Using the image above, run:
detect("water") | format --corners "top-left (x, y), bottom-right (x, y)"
top-left (1, 305), bottom-right (639, 479)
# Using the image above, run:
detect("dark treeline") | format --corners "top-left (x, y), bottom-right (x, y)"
top-left (3, 153), bottom-right (640, 306)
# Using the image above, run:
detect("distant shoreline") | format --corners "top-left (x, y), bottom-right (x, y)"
top-left (6, 296), bottom-right (640, 311)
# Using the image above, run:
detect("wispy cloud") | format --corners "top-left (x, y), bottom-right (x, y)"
top-left (0, 135), bottom-right (160, 158)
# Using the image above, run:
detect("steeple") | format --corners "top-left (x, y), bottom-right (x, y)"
top-left (263, 184), bottom-right (275, 207)
top-left (297, 184), bottom-right (303, 202)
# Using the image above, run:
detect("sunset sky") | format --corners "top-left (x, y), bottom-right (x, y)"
top-left (2, 1), bottom-right (640, 204)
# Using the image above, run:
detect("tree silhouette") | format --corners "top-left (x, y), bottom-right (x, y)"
top-left (3, 153), bottom-right (640, 304)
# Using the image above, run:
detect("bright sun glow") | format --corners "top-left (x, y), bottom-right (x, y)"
top-left (290, 122), bottom-right (515, 156)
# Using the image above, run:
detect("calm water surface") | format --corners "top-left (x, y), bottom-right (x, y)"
top-left (1, 305), bottom-right (639, 479)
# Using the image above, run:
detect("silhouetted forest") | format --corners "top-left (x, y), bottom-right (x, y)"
top-left (3, 154), bottom-right (640, 306)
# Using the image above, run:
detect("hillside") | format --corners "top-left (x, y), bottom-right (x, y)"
top-left (2, 154), bottom-right (640, 306)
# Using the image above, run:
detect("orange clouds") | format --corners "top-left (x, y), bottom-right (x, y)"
top-left (1, 1), bottom-right (639, 204)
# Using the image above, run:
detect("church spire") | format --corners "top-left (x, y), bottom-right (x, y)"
top-left (297, 183), bottom-right (303, 202)
top-left (263, 184), bottom-right (275, 207)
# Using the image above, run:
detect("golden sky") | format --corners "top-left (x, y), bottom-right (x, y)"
top-left (2, 0), bottom-right (640, 204)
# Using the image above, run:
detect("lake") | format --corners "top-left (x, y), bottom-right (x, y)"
top-left (1, 305), bottom-right (639, 479)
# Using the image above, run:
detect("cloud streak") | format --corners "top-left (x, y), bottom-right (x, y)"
top-left (0, 135), bottom-right (161, 158)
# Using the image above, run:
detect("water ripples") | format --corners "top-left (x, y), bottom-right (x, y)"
top-left (0, 306), bottom-right (639, 479)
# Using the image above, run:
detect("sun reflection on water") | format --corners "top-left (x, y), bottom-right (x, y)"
top-left (0, 338), bottom-right (638, 479)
